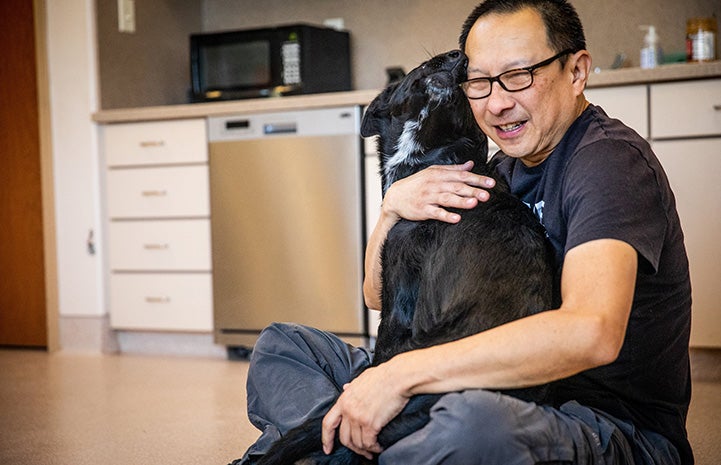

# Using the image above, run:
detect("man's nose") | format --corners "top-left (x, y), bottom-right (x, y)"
top-left (484, 81), bottom-right (515, 115)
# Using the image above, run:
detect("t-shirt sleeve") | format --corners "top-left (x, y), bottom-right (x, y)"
top-left (562, 139), bottom-right (667, 273)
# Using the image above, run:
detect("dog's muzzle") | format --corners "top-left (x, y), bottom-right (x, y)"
top-left (425, 72), bottom-right (458, 103)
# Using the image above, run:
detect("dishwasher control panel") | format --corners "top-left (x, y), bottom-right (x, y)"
top-left (208, 106), bottom-right (361, 141)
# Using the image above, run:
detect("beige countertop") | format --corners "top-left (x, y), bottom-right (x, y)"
top-left (93, 61), bottom-right (721, 124)
top-left (587, 60), bottom-right (721, 87)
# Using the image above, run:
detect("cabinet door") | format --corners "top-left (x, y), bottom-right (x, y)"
top-left (585, 85), bottom-right (648, 138)
top-left (106, 165), bottom-right (210, 219)
top-left (651, 79), bottom-right (721, 139)
top-left (108, 219), bottom-right (212, 271)
top-left (109, 273), bottom-right (212, 331)
top-left (654, 139), bottom-right (721, 347)
top-left (104, 119), bottom-right (207, 167)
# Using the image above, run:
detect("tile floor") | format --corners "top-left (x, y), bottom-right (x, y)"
top-left (0, 349), bottom-right (719, 465)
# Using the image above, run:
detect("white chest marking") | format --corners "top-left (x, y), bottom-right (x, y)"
top-left (383, 107), bottom-right (430, 192)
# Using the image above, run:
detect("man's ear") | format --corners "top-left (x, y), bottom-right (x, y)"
top-left (360, 84), bottom-right (397, 137)
top-left (569, 50), bottom-right (592, 95)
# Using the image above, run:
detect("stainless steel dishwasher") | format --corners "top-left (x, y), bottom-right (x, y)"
top-left (208, 106), bottom-right (367, 351)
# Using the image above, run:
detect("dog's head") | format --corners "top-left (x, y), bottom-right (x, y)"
top-left (361, 50), bottom-right (488, 194)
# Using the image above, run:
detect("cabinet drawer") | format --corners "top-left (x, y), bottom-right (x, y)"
top-left (109, 273), bottom-right (213, 331)
top-left (107, 165), bottom-right (209, 219)
top-left (585, 85), bottom-right (648, 138)
top-left (108, 219), bottom-right (211, 271)
top-left (651, 79), bottom-right (721, 139)
top-left (104, 119), bottom-right (207, 166)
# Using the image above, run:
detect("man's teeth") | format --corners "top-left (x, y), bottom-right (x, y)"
top-left (499, 122), bottom-right (523, 131)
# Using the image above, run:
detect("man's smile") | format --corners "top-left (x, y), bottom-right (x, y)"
top-left (495, 120), bottom-right (527, 137)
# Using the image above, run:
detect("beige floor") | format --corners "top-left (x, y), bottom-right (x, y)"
top-left (1, 349), bottom-right (719, 465)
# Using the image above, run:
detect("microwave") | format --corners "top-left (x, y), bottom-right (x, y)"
top-left (190, 24), bottom-right (352, 102)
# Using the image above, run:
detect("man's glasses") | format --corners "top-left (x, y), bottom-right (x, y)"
top-left (460, 49), bottom-right (574, 99)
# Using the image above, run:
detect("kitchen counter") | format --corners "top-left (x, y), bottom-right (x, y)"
top-left (93, 89), bottom-right (380, 124)
top-left (92, 61), bottom-right (721, 124)
top-left (587, 60), bottom-right (721, 88)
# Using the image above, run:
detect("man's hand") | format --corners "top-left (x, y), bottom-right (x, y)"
top-left (382, 161), bottom-right (496, 224)
top-left (364, 161), bottom-right (496, 310)
top-left (321, 362), bottom-right (410, 459)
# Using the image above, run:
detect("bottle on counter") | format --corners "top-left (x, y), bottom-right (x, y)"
top-left (640, 25), bottom-right (662, 69)
top-left (687, 17), bottom-right (717, 62)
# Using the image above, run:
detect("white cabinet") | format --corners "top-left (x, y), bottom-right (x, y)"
top-left (650, 78), bottom-right (721, 347)
top-left (109, 274), bottom-right (213, 331)
top-left (108, 220), bottom-right (212, 271)
top-left (106, 165), bottom-right (210, 218)
top-left (104, 119), bottom-right (207, 166)
top-left (650, 80), bottom-right (721, 139)
top-left (585, 85), bottom-right (648, 138)
top-left (101, 119), bottom-right (213, 331)
top-left (654, 139), bottom-right (721, 347)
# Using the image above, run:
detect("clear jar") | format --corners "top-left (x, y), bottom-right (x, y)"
top-left (686, 17), bottom-right (718, 62)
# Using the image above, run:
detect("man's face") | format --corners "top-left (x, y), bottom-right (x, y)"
top-left (465, 8), bottom-right (585, 166)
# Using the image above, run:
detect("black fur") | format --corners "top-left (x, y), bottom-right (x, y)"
top-left (255, 50), bottom-right (555, 465)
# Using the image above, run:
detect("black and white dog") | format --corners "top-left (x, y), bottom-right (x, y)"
top-left (255, 50), bottom-right (555, 465)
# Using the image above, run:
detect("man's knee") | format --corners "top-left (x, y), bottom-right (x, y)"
top-left (424, 390), bottom-right (569, 463)
top-left (254, 321), bottom-right (292, 346)
top-left (433, 391), bottom-right (522, 451)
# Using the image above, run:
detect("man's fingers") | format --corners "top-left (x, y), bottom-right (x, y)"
top-left (321, 405), bottom-right (342, 454)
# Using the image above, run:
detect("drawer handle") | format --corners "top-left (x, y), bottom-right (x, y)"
top-left (141, 189), bottom-right (167, 197)
top-left (714, 105), bottom-right (721, 111)
top-left (139, 140), bottom-right (165, 148)
top-left (143, 243), bottom-right (169, 250)
top-left (145, 296), bottom-right (171, 304)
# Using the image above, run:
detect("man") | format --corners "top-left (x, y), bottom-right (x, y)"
top-left (238, 1), bottom-right (692, 464)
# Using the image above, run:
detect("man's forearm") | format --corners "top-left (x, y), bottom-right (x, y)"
top-left (363, 209), bottom-right (399, 310)
top-left (387, 308), bottom-right (608, 397)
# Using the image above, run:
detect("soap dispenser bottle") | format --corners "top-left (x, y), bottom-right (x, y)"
top-left (640, 25), bottom-right (662, 68)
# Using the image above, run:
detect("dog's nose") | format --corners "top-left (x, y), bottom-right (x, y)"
top-left (443, 50), bottom-right (468, 76)
top-left (446, 50), bottom-right (462, 60)
top-left (445, 50), bottom-right (467, 68)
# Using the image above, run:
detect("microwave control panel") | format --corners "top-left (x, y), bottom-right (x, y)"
top-left (281, 42), bottom-right (301, 85)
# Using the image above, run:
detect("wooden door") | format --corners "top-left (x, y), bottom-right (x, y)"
top-left (0, 0), bottom-right (48, 347)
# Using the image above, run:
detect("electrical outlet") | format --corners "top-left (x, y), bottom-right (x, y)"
top-left (118, 0), bottom-right (135, 33)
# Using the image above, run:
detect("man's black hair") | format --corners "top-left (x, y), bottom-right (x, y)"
top-left (459, 0), bottom-right (586, 65)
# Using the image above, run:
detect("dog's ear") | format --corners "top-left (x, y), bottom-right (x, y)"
top-left (360, 83), bottom-right (398, 138)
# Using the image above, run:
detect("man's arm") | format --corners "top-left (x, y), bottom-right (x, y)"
top-left (396, 238), bottom-right (636, 394)
top-left (326, 238), bottom-right (637, 456)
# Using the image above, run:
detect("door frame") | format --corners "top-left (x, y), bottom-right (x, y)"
top-left (34, 0), bottom-right (59, 351)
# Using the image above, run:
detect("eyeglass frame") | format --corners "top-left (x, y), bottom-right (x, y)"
top-left (460, 49), bottom-right (575, 100)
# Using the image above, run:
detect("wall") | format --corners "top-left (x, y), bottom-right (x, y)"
top-left (46, 0), bottom-right (105, 319)
top-left (97, 0), bottom-right (719, 109)
top-left (96, 0), bottom-right (202, 109)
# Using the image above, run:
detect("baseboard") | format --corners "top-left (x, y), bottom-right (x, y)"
top-left (690, 348), bottom-right (721, 382)
top-left (115, 331), bottom-right (227, 359)
top-left (59, 315), bottom-right (227, 358)
top-left (58, 314), bottom-right (119, 353)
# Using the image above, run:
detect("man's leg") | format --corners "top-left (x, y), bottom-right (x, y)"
top-left (379, 390), bottom-right (648, 465)
top-left (236, 322), bottom-right (372, 463)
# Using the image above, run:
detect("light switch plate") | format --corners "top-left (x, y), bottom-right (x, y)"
top-left (118, 0), bottom-right (135, 33)
top-left (323, 18), bottom-right (345, 30)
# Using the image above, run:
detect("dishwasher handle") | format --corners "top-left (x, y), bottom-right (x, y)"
top-left (263, 122), bottom-right (297, 135)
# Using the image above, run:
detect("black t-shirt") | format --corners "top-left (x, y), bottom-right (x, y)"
top-left (493, 104), bottom-right (693, 464)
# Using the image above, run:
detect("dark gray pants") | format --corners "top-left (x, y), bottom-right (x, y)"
top-left (237, 323), bottom-right (680, 465)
